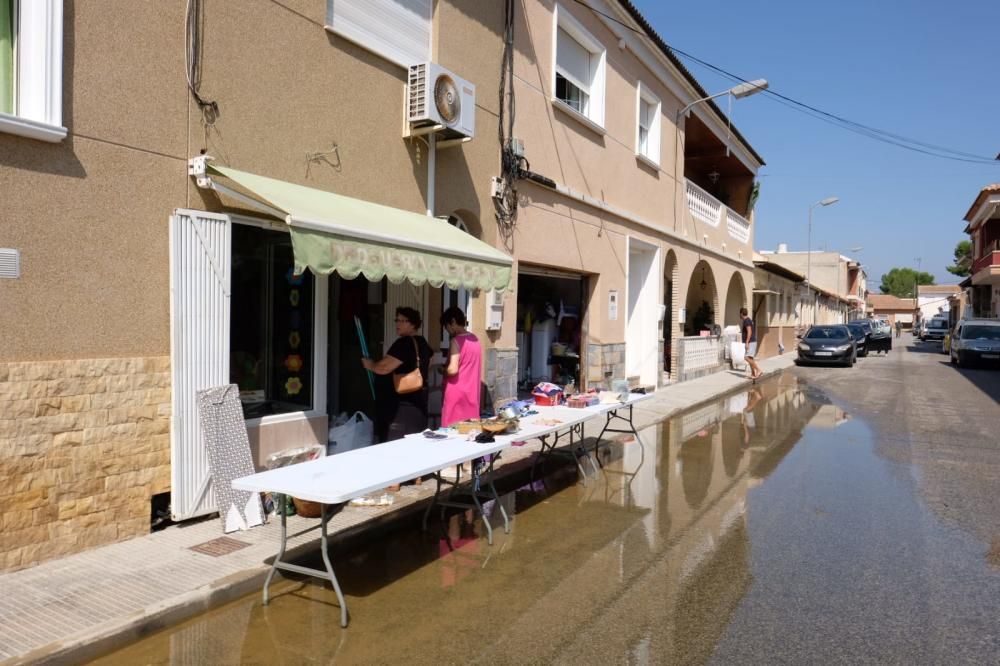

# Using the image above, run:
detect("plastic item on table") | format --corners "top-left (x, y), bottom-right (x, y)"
top-left (532, 391), bottom-right (563, 406)
top-left (566, 393), bottom-right (600, 408)
top-left (532, 381), bottom-right (564, 406)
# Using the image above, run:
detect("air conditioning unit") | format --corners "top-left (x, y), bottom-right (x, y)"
top-left (407, 62), bottom-right (475, 140)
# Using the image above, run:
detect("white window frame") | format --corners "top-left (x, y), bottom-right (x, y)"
top-left (635, 82), bottom-right (661, 167)
top-left (551, 3), bottom-right (606, 131)
top-left (231, 215), bottom-right (328, 429)
top-left (0, 0), bottom-right (65, 142)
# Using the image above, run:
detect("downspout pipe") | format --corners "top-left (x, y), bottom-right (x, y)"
top-left (427, 133), bottom-right (436, 216)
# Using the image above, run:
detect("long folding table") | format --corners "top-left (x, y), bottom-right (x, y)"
top-left (231, 392), bottom-right (653, 627)
top-left (528, 393), bottom-right (653, 481)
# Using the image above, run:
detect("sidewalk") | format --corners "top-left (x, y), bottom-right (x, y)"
top-left (0, 354), bottom-right (795, 665)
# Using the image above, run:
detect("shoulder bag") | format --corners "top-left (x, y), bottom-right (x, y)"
top-left (393, 337), bottom-right (424, 394)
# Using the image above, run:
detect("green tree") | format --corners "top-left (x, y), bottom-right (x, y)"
top-left (879, 268), bottom-right (935, 298)
top-left (946, 240), bottom-right (972, 277)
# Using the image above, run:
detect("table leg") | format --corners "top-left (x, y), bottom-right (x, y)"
top-left (261, 493), bottom-right (286, 606)
top-left (260, 494), bottom-right (349, 627)
top-left (319, 502), bottom-right (349, 628)
top-left (592, 404), bottom-right (642, 464)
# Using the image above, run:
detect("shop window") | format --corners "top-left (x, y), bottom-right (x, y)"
top-left (231, 225), bottom-right (314, 418)
top-left (553, 5), bottom-right (605, 127)
top-left (0, 0), bottom-right (66, 142)
top-left (636, 83), bottom-right (661, 165)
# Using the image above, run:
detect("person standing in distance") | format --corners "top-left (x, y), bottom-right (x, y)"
top-left (741, 307), bottom-right (762, 381)
top-left (439, 307), bottom-right (482, 427)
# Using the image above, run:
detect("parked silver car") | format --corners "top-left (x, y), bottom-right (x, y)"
top-left (949, 319), bottom-right (1000, 368)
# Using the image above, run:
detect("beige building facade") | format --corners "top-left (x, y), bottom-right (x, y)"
top-left (1, 0), bottom-right (514, 571)
top-left (1, 0), bottom-right (765, 571)
top-left (499, 0), bottom-right (763, 391)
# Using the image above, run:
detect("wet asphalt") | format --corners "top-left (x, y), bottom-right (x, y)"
top-left (90, 335), bottom-right (1000, 664)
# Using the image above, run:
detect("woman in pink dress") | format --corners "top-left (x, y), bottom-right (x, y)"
top-left (439, 307), bottom-right (482, 427)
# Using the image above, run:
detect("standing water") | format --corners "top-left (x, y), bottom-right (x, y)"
top-left (92, 375), bottom-right (1000, 664)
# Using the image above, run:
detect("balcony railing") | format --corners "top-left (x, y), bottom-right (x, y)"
top-left (685, 179), bottom-right (721, 228)
top-left (972, 244), bottom-right (1000, 274)
top-left (685, 179), bottom-right (751, 244)
top-left (726, 208), bottom-right (751, 244)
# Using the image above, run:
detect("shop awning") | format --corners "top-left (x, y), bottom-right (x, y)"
top-left (205, 164), bottom-right (513, 291)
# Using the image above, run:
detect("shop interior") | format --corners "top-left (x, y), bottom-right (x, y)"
top-left (516, 269), bottom-right (587, 391)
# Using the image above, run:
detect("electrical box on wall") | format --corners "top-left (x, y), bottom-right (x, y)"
top-left (485, 289), bottom-right (504, 331)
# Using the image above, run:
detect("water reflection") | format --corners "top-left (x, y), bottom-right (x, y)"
top-left (92, 377), bottom-right (824, 665)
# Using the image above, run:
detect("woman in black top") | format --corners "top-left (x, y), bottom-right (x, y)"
top-left (361, 306), bottom-right (433, 442)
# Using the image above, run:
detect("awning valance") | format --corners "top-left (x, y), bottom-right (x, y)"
top-left (205, 165), bottom-right (512, 292)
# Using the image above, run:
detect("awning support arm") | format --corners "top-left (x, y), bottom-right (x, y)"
top-left (189, 156), bottom-right (286, 220)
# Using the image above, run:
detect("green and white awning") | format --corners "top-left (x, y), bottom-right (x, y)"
top-left (205, 165), bottom-right (512, 292)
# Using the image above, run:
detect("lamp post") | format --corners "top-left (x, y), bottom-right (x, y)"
top-left (675, 79), bottom-right (769, 122)
top-left (807, 197), bottom-right (839, 323)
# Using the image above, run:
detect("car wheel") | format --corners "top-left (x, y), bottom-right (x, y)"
top-left (950, 349), bottom-right (956, 365)
top-left (957, 351), bottom-right (967, 368)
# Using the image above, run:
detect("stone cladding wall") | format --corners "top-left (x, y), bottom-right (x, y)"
top-left (484, 347), bottom-right (519, 408)
top-left (586, 342), bottom-right (626, 387)
top-left (0, 357), bottom-right (171, 571)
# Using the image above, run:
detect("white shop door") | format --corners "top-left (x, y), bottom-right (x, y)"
top-left (169, 209), bottom-right (231, 521)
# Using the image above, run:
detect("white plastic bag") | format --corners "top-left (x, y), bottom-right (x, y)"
top-left (327, 411), bottom-right (374, 455)
top-left (730, 341), bottom-right (747, 370)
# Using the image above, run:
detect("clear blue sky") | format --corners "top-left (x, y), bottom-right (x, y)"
top-left (633, 0), bottom-right (1000, 286)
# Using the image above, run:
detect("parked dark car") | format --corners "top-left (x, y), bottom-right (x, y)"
top-left (796, 325), bottom-right (856, 367)
top-left (846, 323), bottom-right (869, 357)
top-left (848, 319), bottom-right (874, 338)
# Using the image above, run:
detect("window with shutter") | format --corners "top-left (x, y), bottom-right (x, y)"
top-left (552, 5), bottom-right (606, 127)
top-left (326, 0), bottom-right (431, 69)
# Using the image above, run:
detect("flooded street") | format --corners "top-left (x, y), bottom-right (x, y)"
top-left (92, 372), bottom-right (1000, 664)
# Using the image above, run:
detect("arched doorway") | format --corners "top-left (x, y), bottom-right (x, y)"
top-left (684, 260), bottom-right (718, 336)
top-left (724, 272), bottom-right (747, 327)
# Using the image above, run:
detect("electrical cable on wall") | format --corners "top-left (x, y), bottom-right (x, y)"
top-left (185, 0), bottom-right (222, 153)
top-left (495, 0), bottom-right (527, 252)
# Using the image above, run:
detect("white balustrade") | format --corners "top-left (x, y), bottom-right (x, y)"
top-left (726, 208), bottom-right (751, 244)
top-left (685, 180), bottom-right (722, 227)
top-left (685, 179), bottom-right (753, 244)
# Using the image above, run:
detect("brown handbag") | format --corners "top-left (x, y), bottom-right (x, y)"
top-left (393, 337), bottom-right (424, 394)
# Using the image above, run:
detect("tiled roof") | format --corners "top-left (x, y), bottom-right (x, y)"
top-left (963, 183), bottom-right (1000, 222)
top-left (869, 294), bottom-right (915, 310)
top-left (918, 284), bottom-right (961, 295)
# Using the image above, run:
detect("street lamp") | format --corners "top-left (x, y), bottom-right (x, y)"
top-left (808, 196), bottom-right (839, 324)
top-left (675, 79), bottom-right (769, 122)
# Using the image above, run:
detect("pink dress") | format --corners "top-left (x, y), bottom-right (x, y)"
top-left (441, 332), bottom-right (482, 427)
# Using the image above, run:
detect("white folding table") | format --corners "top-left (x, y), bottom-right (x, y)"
top-left (231, 392), bottom-right (653, 627)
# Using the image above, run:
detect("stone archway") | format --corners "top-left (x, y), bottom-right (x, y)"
top-left (724, 272), bottom-right (747, 327)
top-left (684, 260), bottom-right (718, 336)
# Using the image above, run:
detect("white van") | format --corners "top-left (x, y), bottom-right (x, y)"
top-left (921, 317), bottom-right (949, 342)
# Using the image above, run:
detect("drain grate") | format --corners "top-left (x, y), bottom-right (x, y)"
top-left (189, 536), bottom-right (252, 557)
